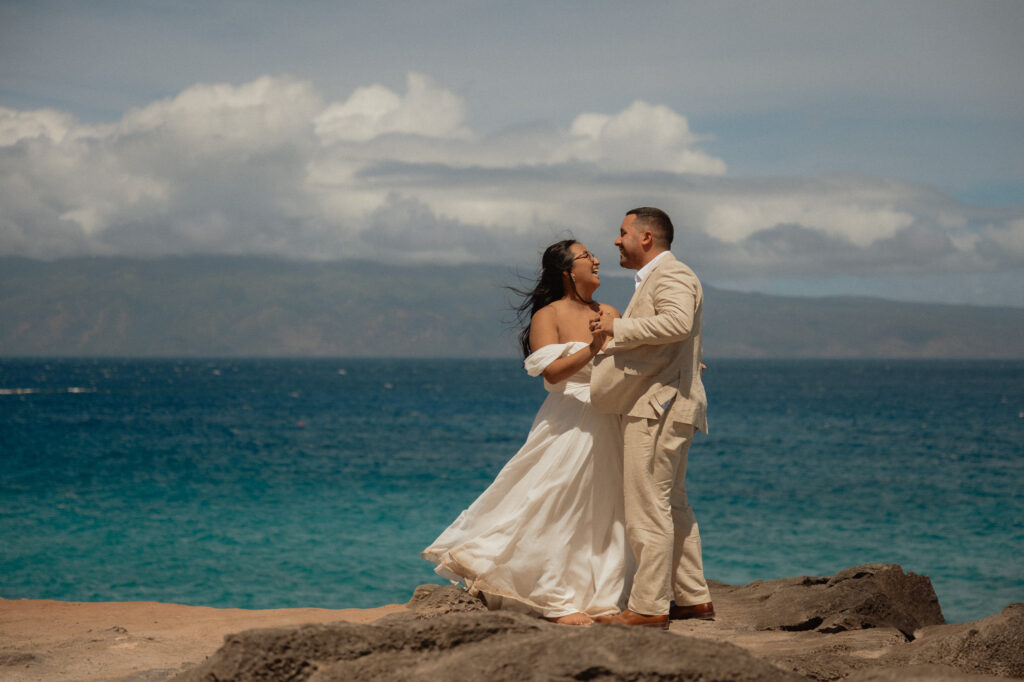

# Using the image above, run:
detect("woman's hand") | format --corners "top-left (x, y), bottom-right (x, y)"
top-left (589, 308), bottom-right (618, 353)
top-left (591, 309), bottom-right (616, 337)
top-left (588, 310), bottom-right (613, 352)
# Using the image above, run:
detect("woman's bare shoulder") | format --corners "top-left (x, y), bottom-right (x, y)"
top-left (597, 302), bottom-right (620, 317)
top-left (529, 302), bottom-right (561, 348)
top-left (532, 302), bottom-right (560, 321)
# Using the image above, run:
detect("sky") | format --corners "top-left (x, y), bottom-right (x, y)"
top-left (1, 0), bottom-right (1023, 306)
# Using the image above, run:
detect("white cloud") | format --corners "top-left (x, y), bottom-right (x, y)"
top-left (693, 183), bottom-right (916, 247)
top-left (1, 73), bottom-right (1022, 293)
top-left (120, 76), bottom-right (323, 143)
top-left (983, 218), bottom-right (1024, 258)
top-left (0, 107), bottom-right (76, 145)
top-left (567, 101), bottom-right (726, 175)
top-left (315, 72), bottom-right (468, 143)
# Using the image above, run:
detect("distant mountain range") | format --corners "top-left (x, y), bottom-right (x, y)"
top-left (2, 256), bottom-right (1023, 358)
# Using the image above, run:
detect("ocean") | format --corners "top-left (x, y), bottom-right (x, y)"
top-left (1, 358), bottom-right (1021, 624)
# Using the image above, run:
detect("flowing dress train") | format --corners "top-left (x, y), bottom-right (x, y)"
top-left (422, 342), bottom-right (631, 618)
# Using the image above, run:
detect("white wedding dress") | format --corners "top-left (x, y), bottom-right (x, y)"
top-left (422, 342), bottom-right (631, 618)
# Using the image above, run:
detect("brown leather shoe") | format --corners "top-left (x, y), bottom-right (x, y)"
top-left (669, 601), bottom-right (715, 621)
top-left (593, 609), bottom-right (669, 630)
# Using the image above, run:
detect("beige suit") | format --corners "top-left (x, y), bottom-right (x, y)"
top-left (591, 252), bottom-right (711, 614)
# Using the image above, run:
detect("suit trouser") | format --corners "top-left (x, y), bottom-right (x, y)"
top-left (623, 414), bottom-right (711, 615)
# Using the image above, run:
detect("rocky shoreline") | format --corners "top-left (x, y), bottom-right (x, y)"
top-left (175, 563), bottom-right (1021, 681)
top-left (2, 563), bottom-right (1020, 681)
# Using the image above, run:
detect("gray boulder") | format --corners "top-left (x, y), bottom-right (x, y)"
top-left (398, 583), bottom-right (488, 619)
top-left (717, 563), bottom-right (945, 639)
top-left (878, 602), bottom-right (1024, 679)
top-left (172, 564), bottom-right (1017, 682)
top-left (845, 664), bottom-right (1010, 681)
top-left (175, 611), bottom-right (804, 682)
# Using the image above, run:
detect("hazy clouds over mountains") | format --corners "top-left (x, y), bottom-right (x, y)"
top-left (2, 73), bottom-right (1022, 307)
top-left (2, 256), bottom-right (1022, 359)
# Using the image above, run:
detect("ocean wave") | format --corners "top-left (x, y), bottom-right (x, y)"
top-left (0, 387), bottom-right (97, 395)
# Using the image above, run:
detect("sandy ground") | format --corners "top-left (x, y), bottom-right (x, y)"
top-left (0, 597), bottom-right (409, 682)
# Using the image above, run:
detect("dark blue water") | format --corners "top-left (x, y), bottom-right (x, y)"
top-left (2, 358), bottom-right (1021, 623)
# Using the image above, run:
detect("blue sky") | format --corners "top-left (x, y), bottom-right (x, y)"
top-left (1, 0), bottom-right (1022, 305)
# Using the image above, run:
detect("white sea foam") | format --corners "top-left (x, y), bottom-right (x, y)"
top-left (0, 387), bottom-right (96, 395)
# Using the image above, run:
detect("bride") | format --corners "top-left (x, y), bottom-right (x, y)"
top-left (422, 239), bottom-right (630, 625)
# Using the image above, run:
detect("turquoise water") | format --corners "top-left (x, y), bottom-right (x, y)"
top-left (1, 358), bottom-right (1021, 623)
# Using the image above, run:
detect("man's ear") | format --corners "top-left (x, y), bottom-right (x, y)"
top-left (640, 230), bottom-right (655, 248)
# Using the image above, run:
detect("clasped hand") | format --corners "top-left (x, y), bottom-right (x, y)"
top-left (588, 309), bottom-right (616, 351)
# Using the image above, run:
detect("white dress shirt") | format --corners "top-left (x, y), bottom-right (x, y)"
top-left (634, 251), bottom-right (671, 289)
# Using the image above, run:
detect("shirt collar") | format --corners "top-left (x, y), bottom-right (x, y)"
top-left (634, 251), bottom-right (671, 289)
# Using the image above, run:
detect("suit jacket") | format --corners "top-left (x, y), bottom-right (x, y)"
top-left (590, 252), bottom-right (709, 433)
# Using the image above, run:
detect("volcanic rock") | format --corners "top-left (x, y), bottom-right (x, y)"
top-left (716, 563), bottom-right (945, 638)
top-left (400, 583), bottom-right (488, 619)
top-left (172, 564), bottom-right (1021, 682)
top-left (174, 611), bottom-right (803, 681)
top-left (844, 664), bottom-right (1010, 681)
top-left (877, 601), bottom-right (1024, 678)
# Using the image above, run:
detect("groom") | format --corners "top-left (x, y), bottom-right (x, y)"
top-left (590, 206), bottom-right (713, 629)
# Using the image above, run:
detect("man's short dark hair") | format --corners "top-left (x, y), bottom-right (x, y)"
top-left (626, 207), bottom-right (674, 247)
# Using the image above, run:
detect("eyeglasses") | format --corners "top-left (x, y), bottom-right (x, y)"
top-left (574, 250), bottom-right (596, 262)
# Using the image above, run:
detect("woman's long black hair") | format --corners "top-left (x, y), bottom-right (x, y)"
top-left (511, 239), bottom-right (588, 358)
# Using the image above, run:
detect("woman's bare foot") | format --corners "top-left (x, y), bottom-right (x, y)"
top-left (546, 612), bottom-right (594, 626)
